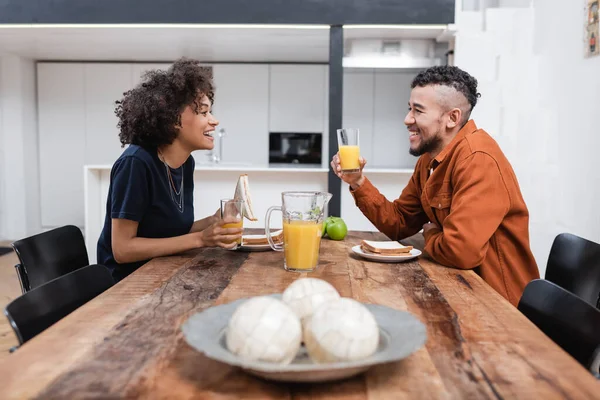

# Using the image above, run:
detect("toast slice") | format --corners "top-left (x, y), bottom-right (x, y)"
top-left (233, 174), bottom-right (258, 221)
top-left (361, 240), bottom-right (413, 255)
top-left (242, 230), bottom-right (283, 245)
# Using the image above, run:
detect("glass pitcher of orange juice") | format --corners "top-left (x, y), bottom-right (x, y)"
top-left (265, 191), bottom-right (332, 272)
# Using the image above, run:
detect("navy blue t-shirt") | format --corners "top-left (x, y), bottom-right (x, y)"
top-left (97, 145), bottom-right (195, 281)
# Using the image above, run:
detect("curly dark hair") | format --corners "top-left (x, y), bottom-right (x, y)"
top-left (115, 58), bottom-right (215, 148)
top-left (411, 66), bottom-right (481, 110)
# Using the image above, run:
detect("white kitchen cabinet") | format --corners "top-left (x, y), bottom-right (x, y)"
top-left (210, 64), bottom-right (269, 165)
top-left (84, 64), bottom-right (133, 165)
top-left (342, 71), bottom-right (375, 164)
top-left (268, 65), bottom-right (327, 134)
top-left (38, 63), bottom-right (86, 227)
top-left (131, 62), bottom-right (215, 86)
top-left (373, 70), bottom-right (417, 169)
top-left (131, 63), bottom-right (171, 86)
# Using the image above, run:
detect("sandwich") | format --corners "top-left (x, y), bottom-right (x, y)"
top-left (234, 174), bottom-right (258, 221)
top-left (242, 230), bottom-right (284, 245)
top-left (360, 240), bottom-right (413, 255)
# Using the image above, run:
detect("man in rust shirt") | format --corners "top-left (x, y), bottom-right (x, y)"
top-left (331, 66), bottom-right (539, 306)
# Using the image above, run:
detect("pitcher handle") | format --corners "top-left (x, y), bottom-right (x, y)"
top-left (265, 206), bottom-right (284, 252)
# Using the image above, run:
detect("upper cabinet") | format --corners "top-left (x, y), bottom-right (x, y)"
top-left (131, 63), bottom-right (172, 86)
top-left (268, 65), bottom-right (327, 133)
top-left (211, 64), bottom-right (269, 165)
top-left (38, 63), bottom-right (87, 228)
top-left (342, 69), bottom-right (418, 169)
top-left (38, 63), bottom-right (135, 228)
top-left (343, 71), bottom-right (375, 164)
top-left (373, 70), bottom-right (416, 169)
top-left (84, 64), bottom-right (132, 166)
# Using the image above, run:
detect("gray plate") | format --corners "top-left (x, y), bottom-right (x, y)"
top-left (181, 295), bottom-right (427, 383)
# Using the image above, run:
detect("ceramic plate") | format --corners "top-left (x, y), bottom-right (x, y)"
top-left (351, 245), bottom-right (422, 263)
top-left (182, 295), bottom-right (427, 383)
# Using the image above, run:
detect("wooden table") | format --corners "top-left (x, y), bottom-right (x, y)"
top-left (0, 231), bottom-right (598, 399)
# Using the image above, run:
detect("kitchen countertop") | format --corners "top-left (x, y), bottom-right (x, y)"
top-left (85, 164), bottom-right (414, 174)
top-left (85, 163), bottom-right (329, 173)
top-left (364, 168), bottom-right (414, 174)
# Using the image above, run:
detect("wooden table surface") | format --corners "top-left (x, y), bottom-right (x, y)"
top-left (0, 231), bottom-right (598, 399)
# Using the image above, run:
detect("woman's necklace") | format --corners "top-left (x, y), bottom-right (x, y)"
top-left (158, 149), bottom-right (184, 213)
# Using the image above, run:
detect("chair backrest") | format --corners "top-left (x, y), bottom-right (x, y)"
top-left (14, 263), bottom-right (29, 294)
top-left (518, 279), bottom-right (600, 373)
top-left (545, 233), bottom-right (600, 309)
top-left (4, 264), bottom-right (114, 344)
top-left (11, 225), bottom-right (90, 291)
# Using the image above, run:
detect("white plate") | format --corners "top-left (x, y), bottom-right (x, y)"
top-left (182, 295), bottom-right (427, 383)
top-left (351, 245), bottom-right (422, 263)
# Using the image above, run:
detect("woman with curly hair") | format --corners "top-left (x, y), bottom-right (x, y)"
top-left (97, 58), bottom-right (242, 281)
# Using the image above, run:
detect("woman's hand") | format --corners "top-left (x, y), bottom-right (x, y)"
top-left (196, 217), bottom-right (243, 249)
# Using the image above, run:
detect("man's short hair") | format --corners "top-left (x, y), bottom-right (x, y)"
top-left (411, 66), bottom-right (481, 111)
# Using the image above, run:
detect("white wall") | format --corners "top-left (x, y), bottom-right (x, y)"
top-left (0, 60), bottom-right (3, 239)
top-left (0, 61), bottom-right (3, 239)
top-left (0, 55), bottom-right (41, 240)
top-left (455, 0), bottom-right (600, 277)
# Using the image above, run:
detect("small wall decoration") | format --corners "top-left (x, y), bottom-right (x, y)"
top-left (586, 0), bottom-right (600, 57)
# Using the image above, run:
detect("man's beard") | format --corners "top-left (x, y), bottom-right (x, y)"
top-left (409, 132), bottom-right (443, 157)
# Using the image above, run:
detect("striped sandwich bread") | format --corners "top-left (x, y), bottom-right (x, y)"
top-left (242, 230), bottom-right (284, 246)
top-left (361, 240), bottom-right (413, 255)
top-left (233, 174), bottom-right (258, 221)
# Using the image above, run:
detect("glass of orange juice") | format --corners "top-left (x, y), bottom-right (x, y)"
top-left (265, 191), bottom-right (332, 272)
top-left (337, 128), bottom-right (360, 173)
top-left (220, 198), bottom-right (244, 250)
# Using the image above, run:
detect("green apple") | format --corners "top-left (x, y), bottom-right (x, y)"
top-left (325, 217), bottom-right (348, 240)
top-left (322, 216), bottom-right (335, 237)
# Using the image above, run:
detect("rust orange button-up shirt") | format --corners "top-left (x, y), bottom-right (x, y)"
top-left (351, 120), bottom-right (539, 306)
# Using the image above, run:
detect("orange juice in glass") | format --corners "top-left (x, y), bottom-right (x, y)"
top-left (337, 128), bottom-right (360, 173)
top-left (220, 199), bottom-right (244, 249)
top-left (266, 191), bottom-right (332, 272)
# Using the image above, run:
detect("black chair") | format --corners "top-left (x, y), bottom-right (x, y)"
top-left (11, 225), bottom-right (90, 293)
top-left (518, 279), bottom-right (600, 376)
top-left (545, 233), bottom-right (600, 309)
top-left (4, 264), bottom-right (114, 348)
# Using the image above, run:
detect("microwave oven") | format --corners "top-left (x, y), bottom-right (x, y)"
top-left (268, 132), bottom-right (322, 165)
